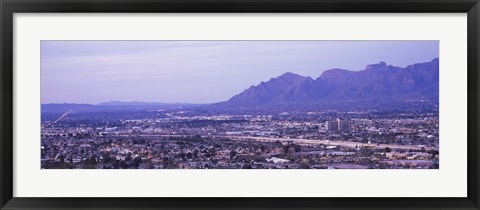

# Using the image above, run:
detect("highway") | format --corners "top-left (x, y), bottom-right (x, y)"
top-left (231, 136), bottom-right (438, 151)
top-left (43, 110), bottom-right (72, 127)
top-left (109, 133), bottom-right (437, 151)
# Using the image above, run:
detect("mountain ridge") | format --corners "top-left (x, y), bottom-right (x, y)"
top-left (221, 58), bottom-right (439, 107)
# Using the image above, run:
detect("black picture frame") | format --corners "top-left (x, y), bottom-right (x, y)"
top-left (1, 0), bottom-right (479, 209)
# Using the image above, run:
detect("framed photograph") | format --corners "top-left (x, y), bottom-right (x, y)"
top-left (1, 0), bottom-right (479, 209)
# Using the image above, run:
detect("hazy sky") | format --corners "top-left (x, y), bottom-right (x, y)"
top-left (41, 40), bottom-right (438, 104)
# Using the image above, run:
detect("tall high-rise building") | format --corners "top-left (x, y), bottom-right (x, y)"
top-left (325, 119), bottom-right (351, 132)
top-left (337, 119), bottom-right (351, 132)
top-left (326, 120), bottom-right (338, 131)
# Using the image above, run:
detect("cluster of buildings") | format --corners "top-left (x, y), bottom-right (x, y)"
top-left (40, 109), bottom-right (439, 169)
top-left (325, 119), bottom-right (351, 132)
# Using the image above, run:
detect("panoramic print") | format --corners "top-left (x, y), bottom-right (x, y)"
top-left (41, 41), bottom-right (439, 169)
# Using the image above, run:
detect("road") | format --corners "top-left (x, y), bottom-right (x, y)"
top-left (231, 136), bottom-right (438, 151)
top-left (44, 110), bottom-right (72, 127)
top-left (110, 133), bottom-right (437, 151)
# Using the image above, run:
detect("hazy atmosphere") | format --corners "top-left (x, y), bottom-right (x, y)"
top-left (41, 40), bottom-right (440, 170)
top-left (41, 40), bottom-right (439, 104)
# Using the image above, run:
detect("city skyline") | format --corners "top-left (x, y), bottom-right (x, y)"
top-left (41, 40), bottom-right (439, 104)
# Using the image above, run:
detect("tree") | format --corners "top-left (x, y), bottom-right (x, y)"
top-left (132, 156), bottom-right (142, 169)
top-left (384, 147), bottom-right (392, 153)
top-left (283, 145), bottom-right (291, 154)
top-left (241, 164), bottom-right (252, 169)
top-left (429, 163), bottom-right (439, 169)
top-left (113, 160), bottom-right (119, 169)
top-left (299, 163), bottom-right (310, 169)
top-left (59, 155), bottom-right (65, 164)
top-left (102, 154), bottom-right (113, 164)
top-left (294, 144), bottom-right (301, 152)
top-left (260, 145), bottom-right (266, 152)
top-left (229, 150), bottom-right (237, 160)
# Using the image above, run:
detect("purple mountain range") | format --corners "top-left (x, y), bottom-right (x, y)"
top-left (222, 58), bottom-right (439, 106)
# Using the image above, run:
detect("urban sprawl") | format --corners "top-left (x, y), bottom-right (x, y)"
top-left (41, 107), bottom-right (439, 169)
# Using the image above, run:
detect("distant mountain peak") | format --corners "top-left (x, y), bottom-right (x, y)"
top-left (276, 72), bottom-right (311, 81)
top-left (280, 72), bottom-right (301, 77)
top-left (365, 61), bottom-right (388, 71)
top-left (317, 68), bottom-right (352, 80)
